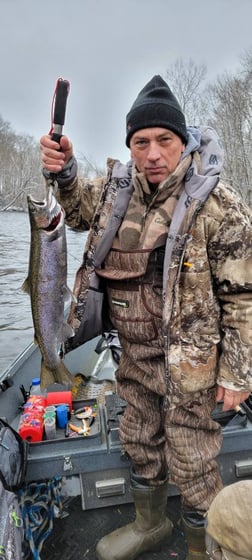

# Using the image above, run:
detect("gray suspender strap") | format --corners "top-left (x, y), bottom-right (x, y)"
top-left (163, 175), bottom-right (219, 290)
top-left (68, 162), bottom-right (134, 347)
top-left (93, 161), bottom-right (133, 269)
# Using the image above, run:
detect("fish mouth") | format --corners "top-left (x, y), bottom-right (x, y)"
top-left (44, 209), bottom-right (62, 231)
top-left (27, 187), bottom-right (64, 231)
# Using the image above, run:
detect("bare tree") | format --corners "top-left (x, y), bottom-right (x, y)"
top-left (77, 153), bottom-right (105, 178)
top-left (165, 54), bottom-right (252, 205)
top-left (209, 64), bottom-right (252, 204)
top-left (0, 117), bottom-right (44, 211)
top-left (165, 57), bottom-right (209, 125)
top-left (0, 111), bottom-right (106, 211)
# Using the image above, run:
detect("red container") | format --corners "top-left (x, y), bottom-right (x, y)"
top-left (18, 411), bottom-right (44, 442)
top-left (18, 395), bottom-right (46, 442)
top-left (18, 416), bottom-right (44, 442)
top-left (46, 391), bottom-right (72, 410)
top-left (24, 395), bottom-right (46, 413)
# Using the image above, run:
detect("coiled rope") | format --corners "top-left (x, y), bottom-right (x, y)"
top-left (18, 477), bottom-right (62, 560)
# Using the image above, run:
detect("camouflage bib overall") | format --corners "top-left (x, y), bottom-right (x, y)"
top-left (96, 183), bottom-right (223, 513)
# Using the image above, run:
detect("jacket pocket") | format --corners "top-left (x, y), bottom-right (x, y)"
top-left (179, 271), bottom-right (220, 347)
top-left (170, 344), bottom-right (218, 394)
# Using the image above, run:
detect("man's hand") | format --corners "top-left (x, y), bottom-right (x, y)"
top-left (216, 385), bottom-right (250, 411)
top-left (40, 134), bottom-right (73, 173)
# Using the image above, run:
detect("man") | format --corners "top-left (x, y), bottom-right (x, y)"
top-left (205, 480), bottom-right (252, 560)
top-left (40, 75), bottom-right (252, 560)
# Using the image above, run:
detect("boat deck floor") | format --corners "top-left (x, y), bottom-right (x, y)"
top-left (37, 494), bottom-right (187, 560)
top-left (22, 376), bottom-right (187, 559)
top-left (21, 376), bottom-right (187, 559)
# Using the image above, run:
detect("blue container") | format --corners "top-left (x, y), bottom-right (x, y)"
top-left (56, 404), bottom-right (68, 429)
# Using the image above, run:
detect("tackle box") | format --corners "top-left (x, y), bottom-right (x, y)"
top-left (25, 390), bottom-right (252, 510)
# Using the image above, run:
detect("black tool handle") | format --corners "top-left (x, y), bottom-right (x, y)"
top-left (51, 79), bottom-right (70, 142)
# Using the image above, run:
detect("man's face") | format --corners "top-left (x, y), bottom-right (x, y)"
top-left (130, 127), bottom-right (185, 185)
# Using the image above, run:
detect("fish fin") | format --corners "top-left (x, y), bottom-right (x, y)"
top-left (21, 277), bottom-right (30, 294)
top-left (54, 361), bottom-right (74, 387)
top-left (41, 360), bottom-right (57, 389)
top-left (41, 359), bottom-right (74, 389)
top-left (62, 321), bottom-right (75, 341)
top-left (63, 285), bottom-right (77, 304)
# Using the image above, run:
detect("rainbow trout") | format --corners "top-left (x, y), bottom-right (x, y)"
top-left (22, 186), bottom-right (75, 389)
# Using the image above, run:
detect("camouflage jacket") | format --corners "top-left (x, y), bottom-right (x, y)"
top-left (54, 136), bottom-right (252, 395)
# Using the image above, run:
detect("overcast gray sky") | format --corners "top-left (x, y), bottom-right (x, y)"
top-left (1, 0), bottom-right (252, 166)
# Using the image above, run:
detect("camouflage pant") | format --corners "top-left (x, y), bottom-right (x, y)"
top-left (117, 361), bottom-right (223, 512)
top-left (106, 250), bottom-right (223, 512)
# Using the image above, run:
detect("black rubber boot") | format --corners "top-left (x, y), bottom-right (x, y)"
top-left (182, 513), bottom-right (208, 560)
top-left (96, 479), bottom-right (173, 560)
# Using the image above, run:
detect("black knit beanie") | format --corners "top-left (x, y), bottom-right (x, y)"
top-left (126, 75), bottom-right (188, 147)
